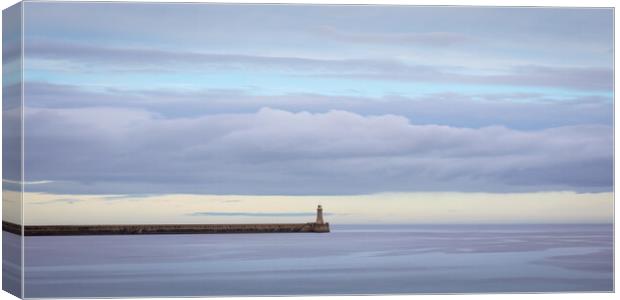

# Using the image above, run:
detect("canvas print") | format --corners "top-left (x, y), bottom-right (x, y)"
top-left (2, 1), bottom-right (614, 298)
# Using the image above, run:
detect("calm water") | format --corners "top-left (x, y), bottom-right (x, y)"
top-left (10, 224), bottom-right (614, 297)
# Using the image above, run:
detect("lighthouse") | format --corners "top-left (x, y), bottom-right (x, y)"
top-left (316, 205), bottom-right (324, 224)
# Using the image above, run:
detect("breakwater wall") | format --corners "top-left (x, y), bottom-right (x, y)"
top-left (2, 221), bottom-right (330, 236)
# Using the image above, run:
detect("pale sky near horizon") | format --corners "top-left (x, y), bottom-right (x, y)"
top-left (2, 3), bottom-right (614, 224)
top-left (1, 190), bottom-right (614, 225)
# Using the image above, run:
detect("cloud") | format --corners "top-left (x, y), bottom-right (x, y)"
top-left (101, 194), bottom-right (160, 200)
top-left (2, 179), bottom-right (54, 185)
top-left (26, 39), bottom-right (379, 73)
top-left (22, 107), bottom-right (612, 195)
top-left (322, 65), bottom-right (613, 92)
top-left (188, 212), bottom-right (332, 217)
top-left (317, 26), bottom-right (477, 47)
top-left (23, 81), bottom-right (613, 130)
top-left (24, 41), bottom-right (613, 91)
top-left (33, 198), bottom-right (82, 205)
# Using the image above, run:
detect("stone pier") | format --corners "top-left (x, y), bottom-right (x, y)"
top-left (2, 205), bottom-right (331, 236)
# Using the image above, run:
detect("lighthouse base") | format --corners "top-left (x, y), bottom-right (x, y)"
top-left (310, 223), bottom-right (330, 233)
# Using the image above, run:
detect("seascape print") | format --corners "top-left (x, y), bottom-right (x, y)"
top-left (2, 2), bottom-right (613, 298)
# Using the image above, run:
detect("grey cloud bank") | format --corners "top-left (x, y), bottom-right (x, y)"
top-left (317, 26), bottom-right (478, 47)
top-left (24, 107), bottom-right (611, 195)
top-left (23, 82), bottom-right (612, 130)
top-left (25, 41), bottom-right (613, 91)
top-left (16, 3), bottom-right (613, 197)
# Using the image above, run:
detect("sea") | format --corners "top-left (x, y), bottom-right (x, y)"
top-left (3, 224), bottom-right (614, 297)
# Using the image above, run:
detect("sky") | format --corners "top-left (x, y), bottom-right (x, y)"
top-left (3, 2), bottom-right (614, 224)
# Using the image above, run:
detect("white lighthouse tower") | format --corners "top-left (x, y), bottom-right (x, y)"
top-left (316, 205), bottom-right (324, 224)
